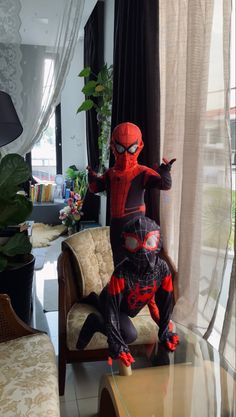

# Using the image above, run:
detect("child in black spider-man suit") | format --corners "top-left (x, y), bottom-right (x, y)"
top-left (76, 216), bottom-right (179, 366)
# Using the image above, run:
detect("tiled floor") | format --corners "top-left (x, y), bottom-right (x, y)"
top-left (33, 236), bottom-right (111, 417)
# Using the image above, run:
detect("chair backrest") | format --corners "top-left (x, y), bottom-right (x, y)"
top-left (62, 226), bottom-right (114, 297)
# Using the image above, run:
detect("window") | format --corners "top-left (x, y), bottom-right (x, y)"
top-left (30, 57), bottom-right (62, 183)
top-left (31, 112), bottom-right (56, 183)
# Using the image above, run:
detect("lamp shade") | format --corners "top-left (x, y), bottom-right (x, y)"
top-left (0, 91), bottom-right (23, 147)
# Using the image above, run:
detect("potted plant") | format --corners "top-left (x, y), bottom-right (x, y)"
top-left (65, 164), bottom-right (101, 225)
top-left (0, 153), bottom-right (34, 324)
top-left (59, 194), bottom-right (84, 235)
top-left (77, 64), bottom-right (113, 171)
top-left (65, 165), bottom-right (88, 199)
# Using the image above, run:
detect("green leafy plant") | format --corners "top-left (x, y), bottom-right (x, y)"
top-left (0, 154), bottom-right (33, 271)
top-left (65, 165), bottom-right (88, 199)
top-left (77, 64), bottom-right (113, 171)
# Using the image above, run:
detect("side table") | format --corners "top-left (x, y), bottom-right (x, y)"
top-left (98, 324), bottom-right (235, 417)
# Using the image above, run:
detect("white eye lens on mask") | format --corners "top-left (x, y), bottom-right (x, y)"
top-left (115, 143), bottom-right (125, 154)
top-left (145, 235), bottom-right (158, 249)
top-left (125, 236), bottom-right (139, 251)
top-left (127, 144), bottom-right (138, 154)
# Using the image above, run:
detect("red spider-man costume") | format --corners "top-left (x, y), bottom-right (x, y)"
top-left (76, 216), bottom-right (179, 366)
top-left (88, 122), bottom-right (176, 266)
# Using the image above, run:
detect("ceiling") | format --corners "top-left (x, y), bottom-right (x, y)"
top-left (19, 0), bottom-right (97, 46)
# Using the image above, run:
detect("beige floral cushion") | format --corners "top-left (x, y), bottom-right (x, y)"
top-left (0, 333), bottom-right (60, 417)
top-left (67, 303), bottom-right (158, 351)
top-left (63, 226), bottom-right (114, 296)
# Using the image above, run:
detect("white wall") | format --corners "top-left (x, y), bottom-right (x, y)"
top-left (104, 0), bottom-right (115, 65)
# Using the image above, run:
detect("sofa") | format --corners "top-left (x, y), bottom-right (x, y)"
top-left (0, 294), bottom-right (60, 417)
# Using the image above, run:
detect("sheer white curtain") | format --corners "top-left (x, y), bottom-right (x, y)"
top-left (159, 0), bottom-right (233, 361)
top-left (0, 0), bottom-right (85, 156)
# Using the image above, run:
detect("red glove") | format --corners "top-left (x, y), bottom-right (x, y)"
top-left (118, 351), bottom-right (135, 367)
top-left (163, 333), bottom-right (180, 352)
top-left (107, 352), bottom-right (135, 367)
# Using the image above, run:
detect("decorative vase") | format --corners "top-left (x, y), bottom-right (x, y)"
top-left (68, 226), bottom-right (74, 236)
top-left (0, 254), bottom-right (35, 325)
top-left (68, 221), bottom-right (81, 236)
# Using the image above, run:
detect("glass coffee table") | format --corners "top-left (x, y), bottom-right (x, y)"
top-left (98, 324), bottom-right (235, 417)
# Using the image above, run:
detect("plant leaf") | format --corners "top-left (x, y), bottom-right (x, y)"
top-left (82, 80), bottom-right (97, 95)
top-left (0, 154), bottom-right (31, 197)
top-left (66, 167), bottom-right (79, 180)
top-left (78, 67), bottom-right (91, 77)
top-left (0, 195), bottom-right (33, 229)
top-left (0, 232), bottom-right (32, 257)
top-left (95, 84), bottom-right (105, 93)
top-left (76, 100), bottom-right (94, 113)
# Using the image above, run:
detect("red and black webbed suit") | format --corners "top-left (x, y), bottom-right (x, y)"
top-left (76, 216), bottom-right (179, 366)
top-left (88, 122), bottom-right (176, 266)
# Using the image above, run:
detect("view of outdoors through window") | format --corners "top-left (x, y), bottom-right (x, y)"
top-left (31, 112), bottom-right (56, 183)
top-left (31, 57), bottom-right (56, 183)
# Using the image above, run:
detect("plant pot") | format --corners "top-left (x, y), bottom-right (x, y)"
top-left (0, 254), bottom-right (35, 325)
top-left (68, 221), bottom-right (81, 236)
top-left (68, 227), bottom-right (74, 236)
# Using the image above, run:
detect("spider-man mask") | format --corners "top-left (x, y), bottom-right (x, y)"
top-left (111, 122), bottom-right (144, 170)
top-left (122, 216), bottom-right (162, 271)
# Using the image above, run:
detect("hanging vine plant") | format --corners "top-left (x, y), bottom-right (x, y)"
top-left (77, 64), bottom-right (113, 171)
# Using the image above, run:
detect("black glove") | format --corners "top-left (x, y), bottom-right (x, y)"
top-left (158, 158), bottom-right (176, 172)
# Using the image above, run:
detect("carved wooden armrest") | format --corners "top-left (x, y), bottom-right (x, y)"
top-left (0, 294), bottom-right (41, 343)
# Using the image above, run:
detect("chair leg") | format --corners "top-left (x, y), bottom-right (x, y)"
top-left (58, 349), bottom-right (67, 396)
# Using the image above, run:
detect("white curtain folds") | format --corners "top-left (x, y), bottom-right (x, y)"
top-left (0, 0), bottom-right (85, 156)
top-left (159, 0), bottom-right (233, 365)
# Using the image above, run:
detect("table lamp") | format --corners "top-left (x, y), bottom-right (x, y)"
top-left (0, 91), bottom-right (23, 147)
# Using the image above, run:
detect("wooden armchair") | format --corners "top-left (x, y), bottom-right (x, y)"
top-left (58, 226), bottom-right (178, 396)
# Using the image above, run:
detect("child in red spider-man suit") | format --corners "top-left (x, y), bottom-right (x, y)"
top-left (87, 121), bottom-right (175, 266)
top-left (76, 216), bottom-right (179, 366)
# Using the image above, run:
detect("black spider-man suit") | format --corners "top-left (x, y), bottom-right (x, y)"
top-left (88, 122), bottom-right (176, 266)
top-left (77, 217), bottom-right (179, 366)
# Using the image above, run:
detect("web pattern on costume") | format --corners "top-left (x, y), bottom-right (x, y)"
top-left (113, 256), bottom-right (170, 315)
top-left (104, 216), bottom-right (174, 357)
top-left (123, 216), bottom-right (162, 270)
